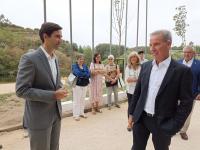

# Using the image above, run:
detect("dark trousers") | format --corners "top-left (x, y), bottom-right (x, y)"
top-left (131, 112), bottom-right (172, 150)
top-left (127, 93), bottom-right (133, 118)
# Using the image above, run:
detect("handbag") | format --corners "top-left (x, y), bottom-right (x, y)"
top-left (67, 73), bottom-right (77, 87)
top-left (105, 80), bottom-right (118, 87)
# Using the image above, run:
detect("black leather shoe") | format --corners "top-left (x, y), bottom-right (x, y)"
top-left (127, 127), bottom-right (132, 132)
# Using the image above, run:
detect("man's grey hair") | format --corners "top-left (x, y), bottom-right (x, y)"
top-left (150, 29), bottom-right (172, 42)
top-left (183, 45), bottom-right (194, 52)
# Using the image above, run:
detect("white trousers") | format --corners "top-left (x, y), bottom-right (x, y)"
top-left (73, 85), bottom-right (87, 117)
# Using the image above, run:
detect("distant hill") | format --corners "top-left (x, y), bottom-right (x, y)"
top-left (0, 22), bottom-right (72, 82)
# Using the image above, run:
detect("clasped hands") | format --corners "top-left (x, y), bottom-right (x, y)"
top-left (127, 77), bottom-right (137, 83)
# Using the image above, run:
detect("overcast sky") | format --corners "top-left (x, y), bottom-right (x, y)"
top-left (1, 0), bottom-right (200, 47)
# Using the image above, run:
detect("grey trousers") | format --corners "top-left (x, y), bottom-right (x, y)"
top-left (107, 85), bottom-right (118, 106)
top-left (28, 114), bottom-right (61, 150)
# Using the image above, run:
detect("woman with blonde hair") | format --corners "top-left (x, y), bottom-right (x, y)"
top-left (125, 51), bottom-right (141, 131)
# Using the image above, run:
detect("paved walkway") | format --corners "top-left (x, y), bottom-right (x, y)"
top-left (0, 102), bottom-right (200, 150)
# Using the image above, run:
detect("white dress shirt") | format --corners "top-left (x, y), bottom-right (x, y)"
top-left (141, 58), bottom-right (148, 64)
top-left (144, 56), bottom-right (171, 115)
top-left (41, 46), bottom-right (57, 84)
top-left (183, 58), bottom-right (194, 68)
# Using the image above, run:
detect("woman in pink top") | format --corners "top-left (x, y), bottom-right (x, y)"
top-left (90, 53), bottom-right (105, 114)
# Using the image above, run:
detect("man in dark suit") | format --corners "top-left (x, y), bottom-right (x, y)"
top-left (178, 46), bottom-right (200, 140)
top-left (128, 30), bottom-right (193, 150)
top-left (16, 22), bottom-right (67, 150)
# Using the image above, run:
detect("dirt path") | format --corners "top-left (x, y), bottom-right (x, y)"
top-left (0, 102), bottom-right (200, 150)
top-left (0, 94), bottom-right (24, 130)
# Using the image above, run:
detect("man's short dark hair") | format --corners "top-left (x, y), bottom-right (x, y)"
top-left (138, 50), bottom-right (144, 55)
top-left (39, 22), bottom-right (62, 43)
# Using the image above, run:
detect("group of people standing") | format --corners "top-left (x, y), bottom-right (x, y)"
top-left (15, 22), bottom-right (124, 149)
top-left (15, 21), bottom-right (199, 150)
top-left (71, 53), bottom-right (122, 121)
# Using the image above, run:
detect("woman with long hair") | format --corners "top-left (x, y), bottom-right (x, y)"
top-left (90, 53), bottom-right (105, 114)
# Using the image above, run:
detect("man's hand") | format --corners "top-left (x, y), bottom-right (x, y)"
top-left (54, 88), bottom-right (67, 100)
top-left (128, 115), bottom-right (134, 126)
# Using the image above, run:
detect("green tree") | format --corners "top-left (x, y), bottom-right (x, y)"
top-left (78, 46), bottom-right (84, 53)
top-left (173, 5), bottom-right (189, 46)
top-left (95, 43), bottom-right (125, 60)
top-left (0, 14), bottom-right (12, 25)
top-left (83, 46), bottom-right (92, 66)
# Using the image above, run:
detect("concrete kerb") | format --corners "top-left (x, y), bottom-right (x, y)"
top-left (0, 91), bottom-right (127, 132)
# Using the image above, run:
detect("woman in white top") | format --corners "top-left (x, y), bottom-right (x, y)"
top-left (125, 51), bottom-right (141, 131)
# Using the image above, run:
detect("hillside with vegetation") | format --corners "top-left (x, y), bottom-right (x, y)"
top-left (1, 14), bottom-right (200, 83)
top-left (0, 15), bottom-right (73, 82)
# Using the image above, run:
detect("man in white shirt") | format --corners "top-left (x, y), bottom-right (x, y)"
top-left (129, 30), bottom-right (193, 150)
top-left (178, 46), bottom-right (200, 140)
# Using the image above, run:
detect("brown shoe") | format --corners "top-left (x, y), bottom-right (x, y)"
top-left (95, 108), bottom-right (102, 113)
top-left (180, 132), bottom-right (188, 140)
top-left (92, 108), bottom-right (96, 115)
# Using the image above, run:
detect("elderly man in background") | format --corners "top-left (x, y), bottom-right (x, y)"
top-left (178, 46), bottom-right (200, 140)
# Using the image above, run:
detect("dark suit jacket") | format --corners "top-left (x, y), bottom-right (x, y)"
top-left (129, 59), bottom-right (193, 135)
top-left (178, 59), bottom-right (200, 98)
top-left (16, 47), bottom-right (63, 130)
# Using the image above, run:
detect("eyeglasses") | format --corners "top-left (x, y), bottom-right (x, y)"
top-left (108, 58), bottom-right (113, 60)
